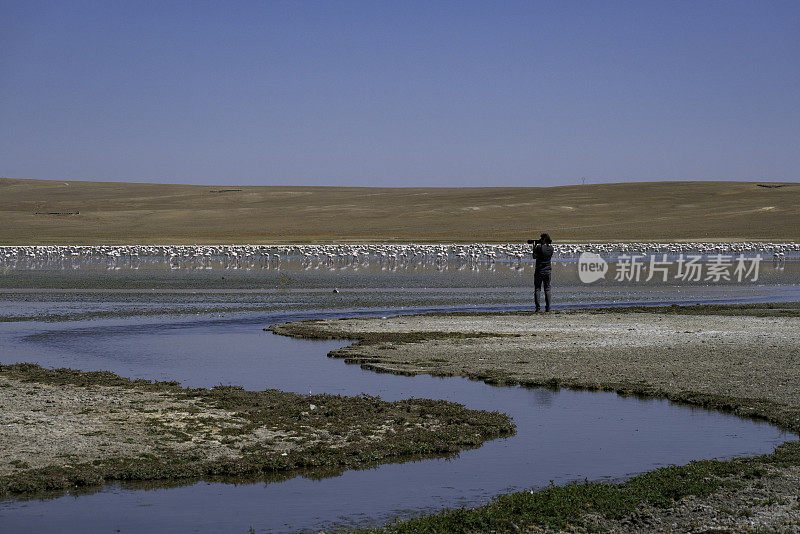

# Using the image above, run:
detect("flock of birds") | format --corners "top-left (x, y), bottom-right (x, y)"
top-left (0, 242), bottom-right (795, 271)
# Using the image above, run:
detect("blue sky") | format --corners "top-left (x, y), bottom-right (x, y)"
top-left (1, 1), bottom-right (798, 186)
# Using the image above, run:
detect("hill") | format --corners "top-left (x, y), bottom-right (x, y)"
top-left (0, 178), bottom-right (797, 244)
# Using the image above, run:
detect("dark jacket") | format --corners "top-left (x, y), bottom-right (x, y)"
top-left (533, 243), bottom-right (553, 273)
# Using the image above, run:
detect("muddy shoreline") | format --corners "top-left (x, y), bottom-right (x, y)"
top-left (271, 303), bottom-right (800, 533)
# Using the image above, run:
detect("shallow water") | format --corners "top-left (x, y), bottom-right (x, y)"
top-left (0, 300), bottom-right (796, 533)
top-left (2, 265), bottom-right (799, 325)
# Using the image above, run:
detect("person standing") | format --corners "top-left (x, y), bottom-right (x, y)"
top-left (528, 233), bottom-right (553, 312)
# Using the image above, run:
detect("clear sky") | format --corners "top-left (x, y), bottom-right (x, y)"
top-left (1, 1), bottom-right (798, 187)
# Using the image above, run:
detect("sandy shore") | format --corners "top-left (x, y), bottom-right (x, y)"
top-left (272, 304), bottom-right (800, 533)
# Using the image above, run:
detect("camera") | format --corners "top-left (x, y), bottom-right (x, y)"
top-left (527, 239), bottom-right (541, 245)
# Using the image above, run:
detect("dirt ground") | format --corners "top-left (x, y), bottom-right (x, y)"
top-left (271, 310), bottom-right (800, 407)
top-left (588, 465), bottom-right (800, 533)
top-left (0, 375), bottom-right (272, 477)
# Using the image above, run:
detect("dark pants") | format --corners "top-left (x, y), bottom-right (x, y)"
top-left (534, 271), bottom-right (551, 311)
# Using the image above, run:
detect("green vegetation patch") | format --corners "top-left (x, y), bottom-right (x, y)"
top-left (362, 442), bottom-right (800, 533)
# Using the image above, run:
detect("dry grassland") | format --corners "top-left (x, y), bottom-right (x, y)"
top-left (1, 178), bottom-right (797, 243)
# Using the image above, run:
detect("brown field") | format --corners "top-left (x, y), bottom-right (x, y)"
top-left (0, 177), bottom-right (797, 244)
